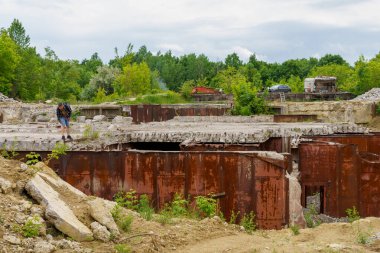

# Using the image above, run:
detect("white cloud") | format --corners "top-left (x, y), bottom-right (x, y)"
top-left (0, 0), bottom-right (379, 63)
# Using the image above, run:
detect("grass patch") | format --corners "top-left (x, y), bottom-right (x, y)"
top-left (114, 244), bottom-right (131, 253)
top-left (346, 206), bottom-right (360, 223)
top-left (111, 204), bottom-right (133, 232)
top-left (122, 91), bottom-right (189, 105)
top-left (290, 224), bottom-right (300, 235)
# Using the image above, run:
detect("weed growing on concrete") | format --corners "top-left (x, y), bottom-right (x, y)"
top-left (229, 210), bottom-right (240, 224)
top-left (356, 228), bottom-right (371, 245)
top-left (346, 206), bottom-right (360, 223)
top-left (240, 211), bottom-right (256, 234)
top-left (45, 142), bottom-right (68, 164)
top-left (195, 195), bottom-right (217, 218)
top-left (1, 142), bottom-right (19, 159)
top-left (22, 216), bottom-right (42, 237)
top-left (290, 224), bottom-right (300, 235)
top-left (155, 209), bottom-right (173, 225)
top-left (111, 204), bottom-right (133, 232)
top-left (83, 125), bottom-right (100, 140)
top-left (25, 152), bottom-right (41, 165)
top-left (114, 244), bottom-right (131, 253)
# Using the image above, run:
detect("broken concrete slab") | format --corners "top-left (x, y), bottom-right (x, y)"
top-left (25, 174), bottom-right (93, 241)
top-left (87, 197), bottom-right (119, 235)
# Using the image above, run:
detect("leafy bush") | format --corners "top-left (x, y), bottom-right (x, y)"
top-left (240, 211), bottom-right (256, 233)
top-left (231, 82), bottom-right (269, 116)
top-left (45, 142), bottom-right (68, 164)
top-left (195, 195), bottom-right (217, 218)
top-left (346, 206), bottom-right (360, 223)
top-left (22, 216), bottom-right (42, 237)
top-left (25, 152), bottom-right (41, 165)
top-left (114, 189), bottom-right (139, 211)
top-left (170, 193), bottom-right (190, 217)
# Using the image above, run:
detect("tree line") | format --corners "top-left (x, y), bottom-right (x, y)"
top-left (1, 19), bottom-right (380, 104)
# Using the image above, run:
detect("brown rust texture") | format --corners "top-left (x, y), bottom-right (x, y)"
top-left (299, 135), bottom-right (380, 218)
top-left (52, 151), bottom-right (290, 229)
top-left (130, 105), bottom-right (228, 123)
top-left (273, 114), bottom-right (318, 123)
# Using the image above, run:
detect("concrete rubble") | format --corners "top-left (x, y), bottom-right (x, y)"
top-left (352, 88), bottom-right (380, 102)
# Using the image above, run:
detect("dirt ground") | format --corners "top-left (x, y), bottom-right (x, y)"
top-left (1, 157), bottom-right (380, 253)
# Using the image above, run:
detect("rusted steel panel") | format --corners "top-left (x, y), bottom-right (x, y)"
top-left (259, 137), bottom-right (283, 153)
top-left (300, 142), bottom-right (360, 217)
top-left (359, 153), bottom-right (380, 217)
top-left (50, 150), bottom-right (289, 230)
top-left (180, 143), bottom-right (260, 151)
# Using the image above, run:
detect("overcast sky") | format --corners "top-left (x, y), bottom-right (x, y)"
top-left (1, 0), bottom-right (380, 64)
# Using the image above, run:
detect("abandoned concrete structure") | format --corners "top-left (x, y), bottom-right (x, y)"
top-left (0, 98), bottom-right (379, 230)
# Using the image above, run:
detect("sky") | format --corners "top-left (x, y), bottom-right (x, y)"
top-left (1, 0), bottom-right (380, 64)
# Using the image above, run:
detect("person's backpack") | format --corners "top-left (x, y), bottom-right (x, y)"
top-left (63, 102), bottom-right (72, 116)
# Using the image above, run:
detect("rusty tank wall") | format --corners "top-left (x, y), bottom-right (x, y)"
top-left (299, 138), bottom-right (380, 218)
top-left (46, 150), bottom-right (290, 229)
top-left (129, 104), bottom-right (229, 123)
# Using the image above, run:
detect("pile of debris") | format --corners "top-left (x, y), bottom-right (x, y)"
top-left (0, 93), bottom-right (18, 103)
top-left (352, 88), bottom-right (380, 102)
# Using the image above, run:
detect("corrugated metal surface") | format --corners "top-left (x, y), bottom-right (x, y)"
top-left (129, 105), bottom-right (229, 123)
top-left (52, 151), bottom-right (290, 229)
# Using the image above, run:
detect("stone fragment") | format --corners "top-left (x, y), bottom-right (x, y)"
top-left (33, 240), bottom-right (55, 253)
top-left (76, 116), bottom-right (86, 123)
top-left (90, 222), bottom-right (111, 242)
top-left (112, 116), bottom-right (132, 124)
top-left (92, 115), bottom-right (107, 122)
top-left (0, 177), bottom-right (12, 194)
top-left (25, 174), bottom-right (93, 241)
top-left (3, 235), bottom-right (21, 245)
top-left (87, 198), bottom-right (119, 235)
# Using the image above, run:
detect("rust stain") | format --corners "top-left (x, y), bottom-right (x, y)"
top-left (43, 150), bottom-right (290, 230)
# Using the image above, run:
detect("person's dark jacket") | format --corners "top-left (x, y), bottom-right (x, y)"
top-left (56, 103), bottom-right (72, 120)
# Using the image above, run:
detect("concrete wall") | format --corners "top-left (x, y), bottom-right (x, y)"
top-left (274, 101), bottom-right (375, 124)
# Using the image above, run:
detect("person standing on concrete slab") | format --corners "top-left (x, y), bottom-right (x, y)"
top-left (56, 102), bottom-right (73, 141)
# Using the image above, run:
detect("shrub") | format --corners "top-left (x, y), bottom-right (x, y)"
top-left (240, 211), bottom-right (256, 233)
top-left (304, 204), bottom-right (320, 228)
top-left (346, 206), bottom-right (360, 223)
top-left (22, 216), bottom-right (42, 238)
top-left (25, 152), bottom-right (41, 165)
top-left (114, 189), bottom-right (139, 211)
top-left (155, 210), bottom-right (173, 225)
top-left (170, 193), bottom-right (190, 217)
top-left (46, 142), bottom-right (68, 163)
top-left (195, 195), bottom-right (217, 218)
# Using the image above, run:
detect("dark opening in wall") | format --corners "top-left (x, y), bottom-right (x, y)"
top-left (129, 142), bottom-right (181, 151)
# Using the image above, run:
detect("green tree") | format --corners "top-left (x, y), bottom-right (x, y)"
top-left (225, 53), bottom-right (242, 69)
top-left (114, 62), bottom-right (158, 96)
top-left (0, 30), bottom-right (20, 95)
top-left (232, 81), bottom-right (268, 115)
top-left (82, 65), bottom-right (120, 100)
top-left (7, 19), bottom-right (30, 49)
top-left (210, 67), bottom-right (247, 94)
top-left (318, 54), bottom-right (348, 66)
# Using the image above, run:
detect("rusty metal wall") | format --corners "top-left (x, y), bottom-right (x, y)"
top-left (273, 114), bottom-right (318, 123)
top-left (129, 105), bottom-right (228, 123)
top-left (52, 150), bottom-right (290, 229)
top-left (310, 133), bottom-right (380, 155)
top-left (299, 138), bottom-right (380, 218)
